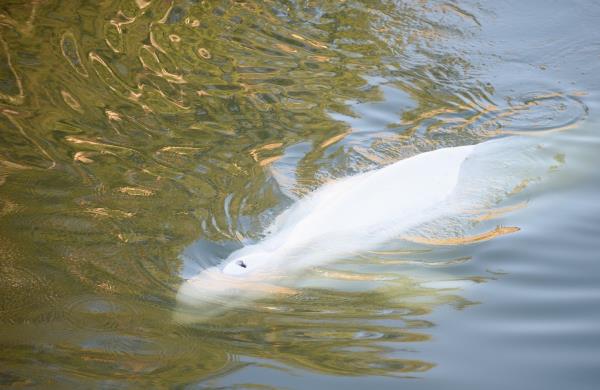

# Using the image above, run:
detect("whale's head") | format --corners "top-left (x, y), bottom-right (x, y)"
top-left (175, 246), bottom-right (295, 321)
top-left (177, 245), bottom-right (280, 305)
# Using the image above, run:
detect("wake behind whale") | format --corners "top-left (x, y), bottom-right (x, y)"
top-left (177, 136), bottom-right (559, 313)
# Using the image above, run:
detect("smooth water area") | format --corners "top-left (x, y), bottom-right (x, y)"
top-left (1, 1), bottom-right (599, 388)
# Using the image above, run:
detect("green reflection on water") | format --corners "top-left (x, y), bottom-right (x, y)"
top-left (0, 0), bottom-right (567, 386)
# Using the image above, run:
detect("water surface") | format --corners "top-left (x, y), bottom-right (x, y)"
top-left (1, 0), bottom-right (599, 388)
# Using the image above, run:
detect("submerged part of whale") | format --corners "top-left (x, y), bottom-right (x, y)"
top-left (177, 136), bottom-right (559, 310)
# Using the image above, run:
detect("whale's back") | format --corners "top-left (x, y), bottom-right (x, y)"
top-left (266, 144), bottom-right (475, 258)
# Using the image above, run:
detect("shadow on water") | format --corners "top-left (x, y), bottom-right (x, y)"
top-left (0, 0), bottom-right (594, 387)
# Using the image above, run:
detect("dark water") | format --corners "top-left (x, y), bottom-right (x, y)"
top-left (1, 0), bottom-right (599, 388)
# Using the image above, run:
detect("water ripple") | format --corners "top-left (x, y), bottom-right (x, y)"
top-left (1, 0), bottom-right (597, 386)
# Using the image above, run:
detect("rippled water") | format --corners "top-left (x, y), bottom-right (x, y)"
top-left (1, 0), bottom-right (599, 388)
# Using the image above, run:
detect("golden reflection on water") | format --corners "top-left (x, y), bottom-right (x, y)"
top-left (175, 273), bottom-right (470, 377)
top-left (403, 225), bottom-right (520, 246)
top-left (0, 0), bottom-right (589, 386)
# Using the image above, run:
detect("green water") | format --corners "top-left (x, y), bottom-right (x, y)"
top-left (1, 0), bottom-right (599, 388)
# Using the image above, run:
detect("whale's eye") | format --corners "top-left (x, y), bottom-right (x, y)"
top-left (236, 260), bottom-right (247, 268)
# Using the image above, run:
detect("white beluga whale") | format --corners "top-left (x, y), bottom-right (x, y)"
top-left (176, 135), bottom-right (559, 313)
top-left (221, 144), bottom-right (474, 276)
